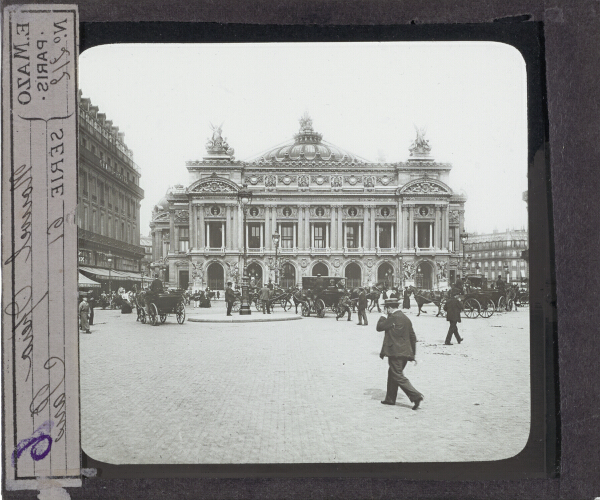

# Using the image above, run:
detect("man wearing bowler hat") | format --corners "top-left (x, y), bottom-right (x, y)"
top-left (377, 297), bottom-right (424, 410)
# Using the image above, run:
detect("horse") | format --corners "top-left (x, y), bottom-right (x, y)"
top-left (292, 287), bottom-right (306, 314)
top-left (410, 287), bottom-right (446, 317)
top-left (367, 285), bottom-right (385, 312)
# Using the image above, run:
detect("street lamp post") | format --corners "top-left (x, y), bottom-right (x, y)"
top-left (272, 231), bottom-right (280, 286)
top-left (459, 231), bottom-right (469, 279)
top-left (237, 184), bottom-right (253, 315)
top-left (504, 263), bottom-right (509, 283)
top-left (107, 252), bottom-right (113, 294)
top-left (141, 270), bottom-right (145, 290)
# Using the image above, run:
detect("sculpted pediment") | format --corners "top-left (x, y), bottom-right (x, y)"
top-left (153, 211), bottom-right (170, 222)
top-left (189, 176), bottom-right (239, 195)
top-left (398, 179), bottom-right (452, 196)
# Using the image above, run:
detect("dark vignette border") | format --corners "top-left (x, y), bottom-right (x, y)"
top-left (73, 21), bottom-right (557, 485)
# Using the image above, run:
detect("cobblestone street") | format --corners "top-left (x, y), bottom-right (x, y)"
top-left (80, 300), bottom-right (530, 465)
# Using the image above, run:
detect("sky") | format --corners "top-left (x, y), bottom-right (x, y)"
top-left (79, 41), bottom-right (528, 236)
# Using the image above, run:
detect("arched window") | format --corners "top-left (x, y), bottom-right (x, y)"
top-left (280, 263), bottom-right (296, 289)
top-left (345, 263), bottom-right (362, 288)
top-left (312, 262), bottom-right (329, 276)
top-left (207, 262), bottom-right (224, 290)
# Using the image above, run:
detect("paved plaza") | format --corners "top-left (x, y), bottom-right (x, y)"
top-left (80, 299), bottom-right (530, 465)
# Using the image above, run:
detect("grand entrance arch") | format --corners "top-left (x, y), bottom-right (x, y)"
top-left (377, 262), bottom-right (394, 287)
top-left (312, 262), bottom-right (329, 276)
top-left (280, 263), bottom-right (296, 288)
top-left (415, 260), bottom-right (434, 290)
top-left (246, 262), bottom-right (263, 286)
top-left (207, 262), bottom-right (224, 290)
top-left (345, 263), bottom-right (362, 288)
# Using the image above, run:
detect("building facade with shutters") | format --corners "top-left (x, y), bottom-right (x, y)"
top-left (149, 115), bottom-right (467, 291)
top-left (77, 92), bottom-right (146, 289)
top-left (463, 230), bottom-right (529, 282)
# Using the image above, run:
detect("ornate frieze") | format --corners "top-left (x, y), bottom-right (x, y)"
top-left (376, 206), bottom-right (395, 218)
top-left (247, 206), bottom-right (265, 218)
top-left (344, 175), bottom-right (362, 186)
top-left (309, 206), bottom-right (331, 217)
top-left (174, 210), bottom-right (189, 223)
top-left (364, 176), bottom-right (375, 188)
top-left (376, 175), bottom-right (393, 186)
top-left (310, 175), bottom-right (330, 186)
top-left (277, 206), bottom-right (299, 218)
top-left (277, 174), bottom-right (297, 185)
top-left (245, 174), bottom-right (264, 185)
top-left (152, 211), bottom-right (170, 223)
top-left (415, 206), bottom-right (434, 218)
top-left (403, 181), bottom-right (449, 195)
top-left (331, 175), bottom-right (343, 189)
top-left (449, 210), bottom-right (460, 223)
top-left (298, 175), bottom-right (309, 188)
top-left (204, 205), bottom-right (226, 218)
top-left (190, 179), bottom-right (238, 194)
top-left (344, 206), bottom-right (364, 218)
top-left (265, 174), bottom-right (276, 188)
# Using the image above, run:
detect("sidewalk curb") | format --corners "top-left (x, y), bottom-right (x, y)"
top-left (187, 314), bottom-right (302, 323)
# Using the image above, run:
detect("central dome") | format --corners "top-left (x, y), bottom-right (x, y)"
top-left (251, 113), bottom-right (369, 163)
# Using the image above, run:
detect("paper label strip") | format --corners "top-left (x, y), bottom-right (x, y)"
top-left (2, 4), bottom-right (81, 490)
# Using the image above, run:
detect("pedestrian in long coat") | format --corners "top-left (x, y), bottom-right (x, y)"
top-left (443, 296), bottom-right (463, 345)
top-left (357, 288), bottom-right (368, 326)
top-left (79, 297), bottom-right (91, 333)
top-left (377, 298), bottom-right (423, 409)
top-left (224, 282), bottom-right (235, 316)
top-left (402, 287), bottom-right (411, 309)
top-left (259, 285), bottom-right (271, 314)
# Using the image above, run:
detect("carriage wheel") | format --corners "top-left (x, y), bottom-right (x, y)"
top-left (232, 299), bottom-right (241, 313)
top-left (160, 313), bottom-right (167, 323)
top-left (139, 308), bottom-right (146, 324)
top-left (315, 299), bottom-right (326, 318)
top-left (148, 303), bottom-right (159, 326)
top-left (507, 298), bottom-right (514, 311)
top-left (479, 298), bottom-right (495, 318)
top-left (497, 296), bottom-right (506, 311)
top-left (463, 298), bottom-right (480, 318)
top-left (301, 301), bottom-right (311, 317)
top-left (176, 301), bottom-right (186, 324)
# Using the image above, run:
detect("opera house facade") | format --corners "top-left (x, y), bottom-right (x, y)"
top-left (149, 115), bottom-right (467, 291)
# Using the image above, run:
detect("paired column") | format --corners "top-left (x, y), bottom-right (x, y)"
top-left (330, 207), bottom-right (336, 249)
top-left (265, 207), bottom-right (271, 250)
top-left (169, 211), bottom-right (175, 254)
top-left (304, 207), bottom-right (311, 249)
top-left (370, 206), bottom-right (376, 250)
top-left (237, 205), bottom-right (243, 252)
top-left (397, 204), bottom-right (403, 250)
top-left (298, 206), bottom-right (304, 249)
top-left (408, 206), bottom-right (414, 249)
top-left (445, 207), bottom-right (450, 251)
top-left (363, 206), bottom-right (369, 249)
top-left (196, 205), bottom-right (208, 250)
top-left (225, 205), bottom-right (231, 249)
top-left (337, 207), bottom-right (343, 250)
top-left (434, 206), bottom-right (441, 249)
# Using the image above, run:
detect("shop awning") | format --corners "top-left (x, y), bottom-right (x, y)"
top-left (79, 266), bottom-right (128, 281)
top-left (78, 272), bottom-right (101, 288)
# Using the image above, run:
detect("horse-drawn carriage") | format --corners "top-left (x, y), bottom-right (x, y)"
top-left (458, 275), bottom-right (518, 318)
top-left (299, 277), bottom-right (346, 318)
top-left (136, 290), bottom-right (186, 325)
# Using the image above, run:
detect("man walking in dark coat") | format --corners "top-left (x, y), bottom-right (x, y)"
top-left (225, 281), bottom-right (235, 316)
top-left (259, 284), bottom-right (271, 314)
top-left (357, 287), bottom-right (368, 326)
top-left (377, 298), bottom-right (424, 410)
top-left (443, 296), bottom-right (463, 345)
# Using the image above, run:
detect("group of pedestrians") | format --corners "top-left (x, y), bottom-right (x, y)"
top-left (336, 287), bottom-right (369, 325)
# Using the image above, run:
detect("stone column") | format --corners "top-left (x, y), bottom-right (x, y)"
top-left (259, 223), bottom-right (263, 249)
top-left (397, 204), bottom-right (403, 250)
top-left (434, 206), bottom-right (440, 249)
top-left (445, 207), bottom-right (450, 251)
top-left (272, 206), bottom-right (278, 241)
top-left (265, 207), bottom-right (271, 250)
top-left (206, 223), bottom-right (210, 249)
top-left (376, 223), bottom-right (380, 248)
top-left (459, 210), bottom-right (465, 254)
top-left (198, 205), bottom-right (205, 250)
top-left (408, 206), bottom-right (414, 249)
top-left (305, 207), bottom-right (311, 249)
top-left (298, 206), bottom-right (304, 249)
top-left (429, 223), bottom-right (433, 249)
top-left (415, 223), bottom-right (419, 249)
top-left (293, 223), bottom-right (297, 249)
top-left (189, 205), bottom-right (196, 249)
top-left (232, 204), bottom-right (238, 250)
top-left (391, 224), bottom-right (395, 249)
top-left (325, 224), bottom-right (329, 249)
top-left (330, 206), bottom-right (336, 249)
top-left (237, 205), bottom-right (243, 252)
top-left (169, 211), bottom-right (175, 254)
top-left (363, 206), bottom-right (369, 249)
top-left (221, 221), bottom-right (225, 249)
top-left (225, 205), bottom-right (231, 249)
top-left (311, 224), bottom-right (315, 249)
top-left (337, 207), bottom-right (343, 250)
top-left (370, 206), bottom-right (376, 251)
